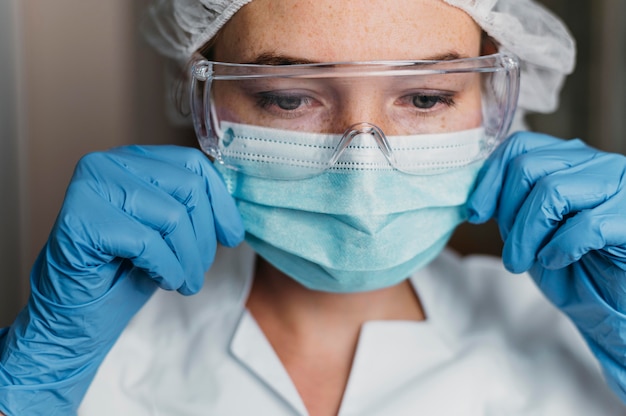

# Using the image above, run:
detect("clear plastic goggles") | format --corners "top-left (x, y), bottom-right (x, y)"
top-left (191, 53), bottom-right (520, 179)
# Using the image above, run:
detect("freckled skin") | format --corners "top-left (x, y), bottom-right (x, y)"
top-left (215, 0), bottom-right (482, 63)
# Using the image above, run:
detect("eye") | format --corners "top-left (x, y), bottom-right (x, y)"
top-left (274, 95), bottom-right (304, 110)
top-left (257, 93), bottom-right (311, 111)
top-left (411, 94), bottom-right (455, 110)
top-left (412, 95), bottom-right (440, 109)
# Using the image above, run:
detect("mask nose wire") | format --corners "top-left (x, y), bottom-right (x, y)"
top-left (327, 122), bottom-right (398, 169)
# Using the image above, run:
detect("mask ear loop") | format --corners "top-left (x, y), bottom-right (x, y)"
top-left (328, 122), bottom-right (399, 170)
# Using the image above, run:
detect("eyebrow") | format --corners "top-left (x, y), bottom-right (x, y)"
top-left (245, 51), bottom-right (468, 65)
top-left (245, 53), bottom-right (317, 65)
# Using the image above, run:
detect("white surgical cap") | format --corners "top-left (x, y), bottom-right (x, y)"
top-left (142, 0), bottom-right (576, 116)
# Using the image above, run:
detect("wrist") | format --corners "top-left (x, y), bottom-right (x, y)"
top-left (0, 268), bottom-right (157, 414)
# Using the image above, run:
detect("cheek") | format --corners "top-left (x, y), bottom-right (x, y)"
top-left (452, 83), bottom-right (484, 131)
top-left (211, 83), bottom-right (248, 124)
top-left (468, 88), bottom-right (484, 129)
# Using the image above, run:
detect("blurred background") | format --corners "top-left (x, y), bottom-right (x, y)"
top-left (0, 0), bottom-right (624, 326)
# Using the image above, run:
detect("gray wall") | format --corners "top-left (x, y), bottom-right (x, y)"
top-left (0, 0), bottom-right (195, 327)
top-left (0, 0), bottom-right (25, 327)
top-left (528, 0), bottom-right (626, 152)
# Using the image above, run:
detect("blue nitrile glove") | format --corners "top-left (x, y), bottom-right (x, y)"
top-left (467, 131), bottom-right (626, 403)
top-left (0, 145), bottom-right (244, 415)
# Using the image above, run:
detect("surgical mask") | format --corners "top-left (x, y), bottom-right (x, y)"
top-left (190, 55), bottom-right (518, 292)
top-left (214, 122), bottom-right (484, 292)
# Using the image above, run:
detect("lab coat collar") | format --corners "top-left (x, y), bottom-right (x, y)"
top-left (230, 309), bottom-right (309, 415)
top-left (228, 269), bottom-right (453, 416)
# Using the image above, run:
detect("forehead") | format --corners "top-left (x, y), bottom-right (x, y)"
top-left (214, 0), bottom-right (482, 63)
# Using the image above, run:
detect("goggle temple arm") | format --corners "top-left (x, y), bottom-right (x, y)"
top-left (190, 61), bottom-right (216, 157)
top-left (500, 55), bottom-right (521, 139)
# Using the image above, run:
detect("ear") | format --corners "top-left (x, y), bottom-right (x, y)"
top-left (480, 32), bottom-right (499, 55)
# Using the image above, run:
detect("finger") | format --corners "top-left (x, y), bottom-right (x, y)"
top-left (467, 132), bottom-right (575, 224)
top-left (115, 145), bottom-right (245, 247)
top-left (538, 191), bottom-right (626, 269)
top-left (53, 184), bottom-right (188, 294)
top-left (503, 153), bottom-right (624, 272)
top-left (496, 142), bottom-right (595, 240)
top-left (100, 149), bottom-right (219, 271)
top-left (74, 153), bottom-right (206, 294)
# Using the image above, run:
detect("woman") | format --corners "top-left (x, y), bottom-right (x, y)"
top-left (2, 0), bottom-right (626, 415)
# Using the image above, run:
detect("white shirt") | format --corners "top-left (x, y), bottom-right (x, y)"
top-left (79, 244), bottom-right (626, 415)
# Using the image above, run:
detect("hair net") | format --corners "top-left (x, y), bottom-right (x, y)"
top-left (141, 0), bottom-right (576, 116)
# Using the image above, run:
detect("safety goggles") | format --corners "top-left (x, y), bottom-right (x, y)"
top-left (190, 53), bottom-right (520, 179)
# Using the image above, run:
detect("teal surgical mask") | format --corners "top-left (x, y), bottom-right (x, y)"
top-left (214, 123), bottom-right (485, 293)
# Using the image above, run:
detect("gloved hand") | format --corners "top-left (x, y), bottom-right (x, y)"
top-left (467, 131), bottom-right (626, 403)
top-left (0, 145), bottom-right (244, 415)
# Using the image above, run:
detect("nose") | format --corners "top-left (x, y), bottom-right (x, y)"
top-left (328, 122), bottom-right (395, 169)
top-left (330, 85), bottom-right (395, 135)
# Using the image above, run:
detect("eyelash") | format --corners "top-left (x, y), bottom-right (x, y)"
top-left (256, 93), bottom-right (314, 117)
top-left (255, 91), bottom-right (458, 117)
top-left (402, 93), bottom-right (456, 112)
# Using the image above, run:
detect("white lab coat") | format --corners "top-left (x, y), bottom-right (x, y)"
top-left (79, 244), bottom-right (626, 415)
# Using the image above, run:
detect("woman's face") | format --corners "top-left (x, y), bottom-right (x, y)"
top-left (210, 0), bottom-right (484, 134)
